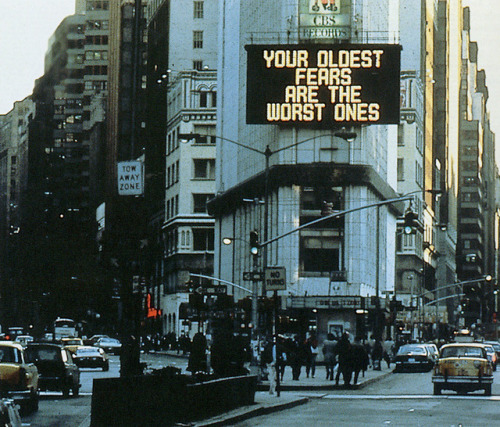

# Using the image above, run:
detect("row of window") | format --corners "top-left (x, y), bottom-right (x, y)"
top-left (86, 20), bottom-right (109, 30)
top-left (84, 65), bottom-right (108, 75)
top-left (193, 159), bottom-right (215, 179)
top-left (166, 160), bottom-right (179, 188)
top-left (84, 81), bottom-right (107, 91)
top-left (166, 195), bottom-right (179, 221)
top-left (397, 158), bottom-right (424, 187)
top-left (85, 35), bottom-right (108, 46)
top-left (86, 1), bottom-right (109, 11)
top-left (164, 227), bottom-right (214, 255)
top-left (85, 50), bottom-right (108, 61)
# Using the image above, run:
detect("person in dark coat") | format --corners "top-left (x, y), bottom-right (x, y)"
top-left (335, 332), bottom-right (353, 386)
top-left (289, 335), bottom-right (306, 380)
top-left (187, 332), bottom-right (207, 374)
top-left (371, 339), bottom-right (384, 370)
top-left (322, 333), bottom-right (337, 380)
top-left (351, 337), bottom-right (369, 384)
top-left (305, 334), bottom-right (319, 378)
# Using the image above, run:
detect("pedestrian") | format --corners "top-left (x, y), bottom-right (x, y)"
top-left (335, 332), bottom-right (353, 386)
top-left (276, 335), bottom-right (287, 381)
top-left (187, 332), bottom-right (207, 375)
top-left (322, 333), bottom-right (337, 380)
top-left (372, 339), bottom-right (384, 371)
top-left (383, 336), bottom-right (395, 368)
top-left (289, 335), bottom-right (305, 380)
top-left (306, 334), bottom-right (319, 378)
top-left (351, 337), bottom-right (369, 385)
top-left (262, 337), bottom-right (276, 394)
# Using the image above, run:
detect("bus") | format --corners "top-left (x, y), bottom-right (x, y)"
top-left (53, 318), bottom-right (77, 340)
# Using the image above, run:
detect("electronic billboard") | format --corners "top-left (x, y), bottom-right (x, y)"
top-left (246, 44), bottom-right (401, 126)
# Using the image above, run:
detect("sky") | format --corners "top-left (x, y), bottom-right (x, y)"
top-left (0, 1), bottom-right (499, 129)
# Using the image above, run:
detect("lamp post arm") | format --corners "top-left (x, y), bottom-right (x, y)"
top-left (260, 195), bottom-right (414, 247)
top-left (424, 294), bottom-right (465, 307)
top-left (416, 277), bottom-right (492, 299)
top-left (189, 273), bottom-right (253, 294)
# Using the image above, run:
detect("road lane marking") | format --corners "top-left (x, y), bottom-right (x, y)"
top-left (322, 394), bottom-right (500, 400)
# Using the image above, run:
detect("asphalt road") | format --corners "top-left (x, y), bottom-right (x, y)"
top-left (235, 369), bottom-right (500, 426)
top-left (20, 352), bottom-right (189, 426)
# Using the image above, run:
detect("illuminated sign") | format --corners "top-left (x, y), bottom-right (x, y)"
top-left (246, 44), bottom-right (401, 126)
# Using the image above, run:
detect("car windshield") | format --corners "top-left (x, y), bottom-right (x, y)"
top-left (100, 338), bottom-right (119, 344)
top-left (0, 347), bottom-right (21, 363)
top-left (25, 347), bottom-right (60, 362)
top-left (397, 345), bottom-right (426, 355)
top-left (441, 346), bottom-right (484, 358)
top-left (77, 348), bottom-right (98, 354)
top-left (63, 339), bottom-right (81, 345)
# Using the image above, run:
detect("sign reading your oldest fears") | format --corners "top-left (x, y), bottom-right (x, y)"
top-left (246, 44), bottom-right (401, 126)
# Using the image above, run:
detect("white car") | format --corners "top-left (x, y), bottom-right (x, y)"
top-left (95, 337), bottom-right (121, 355)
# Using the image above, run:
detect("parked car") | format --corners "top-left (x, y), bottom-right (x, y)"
top-left (25, 343), bottom-right (80, 397)
top-left (95, 337), bottom-right (121, 355)
top-left (72, 346), bottom-right (109, 371)
top-left (393, 344), bottom-right (435, 372)
top-left (61, 337), bottom-right (84, 354)
top-left (0, 341), bottom-right (39, 412)
top-left (481, 343), bottom-right (497, 371)
top-left (432, 343), bottom-right (493, 395)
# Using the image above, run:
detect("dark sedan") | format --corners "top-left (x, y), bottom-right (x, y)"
top-left (394, 344), bottom-right (435, 372)
top-left (25, 343), bottom-right (80, 397)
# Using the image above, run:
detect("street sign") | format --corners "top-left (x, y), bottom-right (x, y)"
top-left (243, 271), bottom-right (264, 281)
top-left (117, 161), bottom-right (144, 196)
top-left (192, 285), bottom-right (227, 295)
top-left (264, 267), bottom-right (286, 291)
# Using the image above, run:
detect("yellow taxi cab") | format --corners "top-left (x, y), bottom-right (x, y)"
top-left (0, 341), bottom-right (39, 412)
top-left (432, 343), bottom-right (493, 396)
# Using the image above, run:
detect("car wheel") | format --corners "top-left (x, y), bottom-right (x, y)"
top-left (30, 390), bottom-right (39, 412)
top-left (433, 384), bottom-right (441, 395)
top-left (485, 384), bottom-right (492, 396)
top-left (72, 383), bottom-right (79, 397)
top-left (63, 384), bottom-right (71, 398)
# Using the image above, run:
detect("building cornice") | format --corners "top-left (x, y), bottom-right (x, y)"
top-left (208, 163), bottom-right (403, 217)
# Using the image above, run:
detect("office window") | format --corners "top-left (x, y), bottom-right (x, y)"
top-left (397, 158), bottom-right (404, 181)
top-left (194, 1), bottom-right (204, 18)
top-left (193, 31), bottom-right (203, 49)
top-left (192, 228), bottom-right (214, 251)
top-left (193, 60), bottom-right (203, 71)
top-left (193, 159), bottom-right (215, 179)
top-left (193, 194), bottom-right (214, 213)
top-left (200, 91), bottom-right (208, 107)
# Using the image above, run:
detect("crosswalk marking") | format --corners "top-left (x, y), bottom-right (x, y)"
top-left (321, 394), bottom-right (500, 401)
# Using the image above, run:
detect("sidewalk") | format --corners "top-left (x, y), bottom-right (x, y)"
top-left (194, 365), bottom-right (392, 426)
top-left (257, 363), bottom-right (393, 391)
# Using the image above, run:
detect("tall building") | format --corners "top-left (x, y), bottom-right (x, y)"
top-left (0, 98), bottom-right (35, 327)
top-left (145, 0), bottom-right (219, 338)
top-left (22, 1), bottom-right (110, 329)
top-left (212, 1), bottom-right (402, 342)
top-left (458, 7), bottom-right (497, 329)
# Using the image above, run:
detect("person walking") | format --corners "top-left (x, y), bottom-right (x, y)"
top-left (322, 333), bottom-right (337, 380)
top-left (372, 339), bottom-right (384, 371)
top-left (305, 334), bottom-right (319, 378)
top-left (351, 337), bottom-right (369, 385)
top-left (335, 332), bottom-right (353, 386)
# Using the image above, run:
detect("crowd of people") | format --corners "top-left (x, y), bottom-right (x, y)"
top-left (262, 332), bottom-right (397, 392)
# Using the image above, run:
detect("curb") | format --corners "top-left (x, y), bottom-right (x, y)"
top-left (194, 397), bottom-right (310, 427)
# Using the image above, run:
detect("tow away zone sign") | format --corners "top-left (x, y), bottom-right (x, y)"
top-left (118, 161), bottom-right (144, 196)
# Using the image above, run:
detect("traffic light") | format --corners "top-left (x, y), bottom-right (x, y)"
top-left (403, 209), bottom-right (419, 234)
top-left (249, 230), bottom-right (260, 256)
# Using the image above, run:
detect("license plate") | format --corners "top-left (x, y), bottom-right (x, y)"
top-left (408, 358), bottom-right (415, 362)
